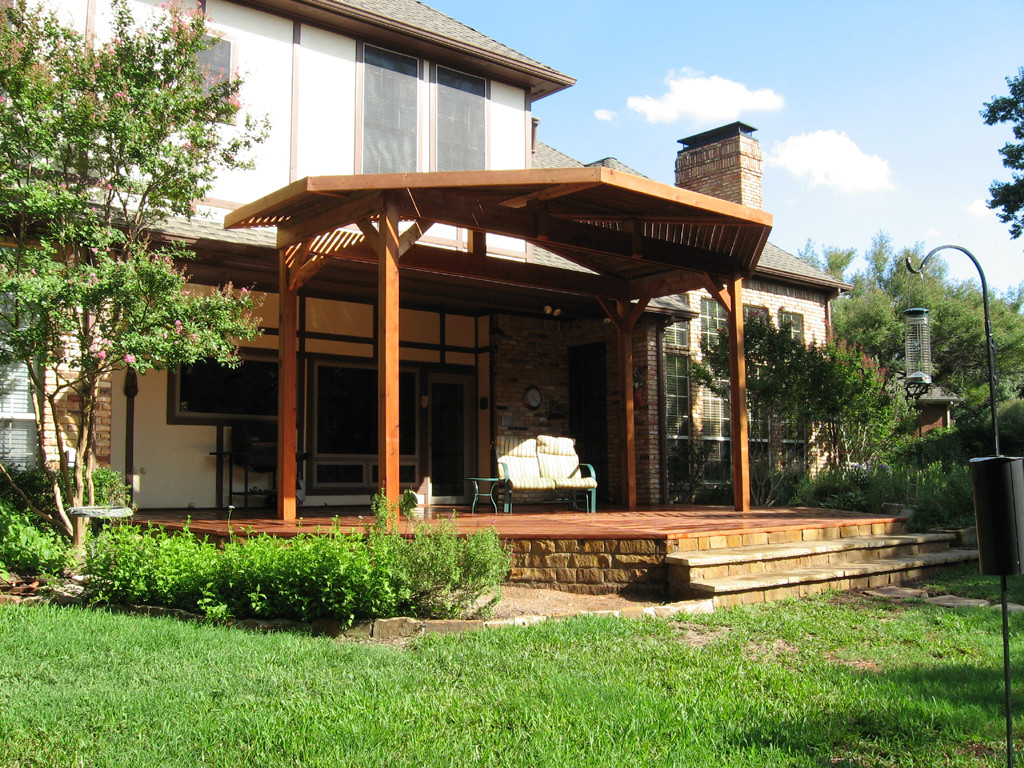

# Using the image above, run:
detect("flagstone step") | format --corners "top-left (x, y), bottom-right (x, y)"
top-left (671, 533), bottom-right (958, 582)
top-left (666, 533), bottom-right (978, 607)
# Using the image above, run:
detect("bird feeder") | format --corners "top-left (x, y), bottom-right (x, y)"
top-left (903, 308), bottom-right (932, 393)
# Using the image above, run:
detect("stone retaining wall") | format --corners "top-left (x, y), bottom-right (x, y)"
top-left (508, 537), bottom-right (676, 596)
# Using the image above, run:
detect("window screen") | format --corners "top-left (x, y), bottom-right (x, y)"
top-left (363, 46), bottom-right (419, 174)
top-left (435, 66), bottom-right (485, 171)
top-left (315, 365), bottom-right (416, 456)
top-left (175, 358), bottom-right (278, 420)
top-left (198, 37), bottom-right (231, 95)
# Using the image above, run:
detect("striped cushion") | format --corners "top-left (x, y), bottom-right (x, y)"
top-left (536, 435), bottom-right (596, 488)
top-left (495, 436), bottom-right (555, 488)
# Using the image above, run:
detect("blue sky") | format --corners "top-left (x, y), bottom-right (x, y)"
top-left (429, 0), bottom-right (1024, 292)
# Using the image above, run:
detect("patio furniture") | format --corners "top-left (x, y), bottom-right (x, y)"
top-left (466, 477), bottom-right (503, 514)
top-left (495, 434), bottom-right (597, 513)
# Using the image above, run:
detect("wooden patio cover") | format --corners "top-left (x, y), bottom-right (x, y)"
top-left (225, 167), bottom-right (773, 518)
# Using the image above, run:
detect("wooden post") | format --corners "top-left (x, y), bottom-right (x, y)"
top-left (276, 245), bottom-right (299, 521)
top-left (377, 193), bottom-right (402, 505)
top-left (617, 309), bottom-right (637, 509)
top-left (599, 296), bottom-right (653, 510)
top-left (727, 276), bottom-right (751, 512)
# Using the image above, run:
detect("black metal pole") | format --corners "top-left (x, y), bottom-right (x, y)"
top-left (1004, 574), bottom-right (1015, 768)
top-left (907, 245), bottom-right (1010, 766)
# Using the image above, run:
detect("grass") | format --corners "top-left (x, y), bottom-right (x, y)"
top-left (2, 570), bottom-right (1023, 767)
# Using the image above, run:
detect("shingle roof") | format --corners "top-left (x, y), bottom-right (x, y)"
top-left (585, 157), bottom-right (648, 178)
top-left (755, 242), bottom-right (851, 292)
top-left (311, 0), bottom-right (573, 96)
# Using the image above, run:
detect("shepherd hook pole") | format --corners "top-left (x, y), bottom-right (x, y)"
top-left (907, 244), bottom-right (1011, 767)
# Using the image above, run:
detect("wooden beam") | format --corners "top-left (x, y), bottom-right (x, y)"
top-left (276, 192), bottom-right (385, 249)
top-left (276, 245), bottom-right (300, 521)
top-left (702, 273), bottom-right (731, 313)
top-left (397, 219), bottom-right (434, 256)
top-left (599, 296), bottom-right (653, 510)
top-left (727, 276), bottom-right (750, 512)
top-left (407, 188), bottom-right (742, 276)
top-left (499, 181), bottom-right (602, 209)
top-left (377, 192), bottom-right (402, 505)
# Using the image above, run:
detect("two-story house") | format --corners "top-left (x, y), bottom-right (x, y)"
top-left (1, 0), bottom-right (844, 516)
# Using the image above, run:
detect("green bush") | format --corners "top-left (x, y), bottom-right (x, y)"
top-left (789, 464), bottom-right (913, 514)
top-left (83, 499), bottom-right (511, 626)
top-left (391, 518), bottom-right (510, 619)
top-left (0, 498), bottom-right (72, 576)
top-left (84, 523), bottom-right (219, 609)
top-left (910, 461), bottom-right (974, 531)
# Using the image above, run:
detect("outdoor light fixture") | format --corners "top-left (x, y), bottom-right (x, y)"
top-left (907, 244), bottom-right (1015, 768)
top-left (902, 308), bottom-right (932, 400)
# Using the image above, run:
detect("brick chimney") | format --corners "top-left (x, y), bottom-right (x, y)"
top-left (675, 122), bottom-right (762, 210)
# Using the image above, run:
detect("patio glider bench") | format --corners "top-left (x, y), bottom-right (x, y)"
top-left (495, 435), bottom-right (597, 513)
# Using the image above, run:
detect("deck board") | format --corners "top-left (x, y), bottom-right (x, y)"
top-left (132, 505), bottom-right (905, 542)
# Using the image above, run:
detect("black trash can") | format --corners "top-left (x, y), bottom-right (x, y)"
top-left (971, 456), bottom-right (1024, 576)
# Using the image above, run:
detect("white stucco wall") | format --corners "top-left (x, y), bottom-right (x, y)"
top-left (489, 80), bottom-right (529, 171)
top-left (293, 25), bottom-right (358, 179)
top-left (204, 0), bottom-right (293, 205)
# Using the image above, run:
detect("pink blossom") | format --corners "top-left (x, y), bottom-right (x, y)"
top-left (124, 354), bottom-right (136, 364)
top-left (96, 350), bottom-right (107, 360)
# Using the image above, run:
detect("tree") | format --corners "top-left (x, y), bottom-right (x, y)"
top-left (0, 0), bottom-right (267, 537)
top-left (692, 313), bottom-right (901, 504)
top-left (832, 232), bottom-right (1024, 406)
top-left (798, 239), bottom-right (856, 282)
top-left (983, 67), bottom-right (1024, 240)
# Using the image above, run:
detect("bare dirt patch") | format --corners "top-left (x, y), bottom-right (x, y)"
top-left (489, 586), bottom-right (661, 619)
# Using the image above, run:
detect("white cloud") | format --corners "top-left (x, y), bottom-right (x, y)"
top-left (967, 199), bottom-right (996, 219)
top-left (626, 69), bottom-right (784, 124)
top-left (766, 131), bottom-right (894, 193)
top-left (594, 109), bottom-right (617, 121)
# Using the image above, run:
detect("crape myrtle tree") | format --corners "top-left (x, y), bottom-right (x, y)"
top-left (693, 313), bottom-right (900, 504)
top-left (0, 0), bottom-right (267, 537)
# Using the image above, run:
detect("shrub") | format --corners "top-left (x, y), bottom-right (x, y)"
top-left (0, 498), bottom-right (73, 576)
top-left (910, 462), bottom-right (974, 531)
top-left (390, 518), bottom-right (510, 619)
top-left (83, 501), bottom-right (512, 626)
top-left (84, 523), bottom-right (219, 609)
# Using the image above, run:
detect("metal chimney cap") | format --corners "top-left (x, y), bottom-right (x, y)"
top-left (677, 122), bottom-right (758, 149)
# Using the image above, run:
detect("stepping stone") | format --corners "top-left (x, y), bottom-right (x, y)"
top-left (924, 595), bottom-right (991, 608)
top-left (987, 602), bottom-right (1024, 613)
top-left (865, 586), bottom-right (928, 599)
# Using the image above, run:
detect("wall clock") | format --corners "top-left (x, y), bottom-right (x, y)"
top-left (524, 385), bottom-right (542, 410)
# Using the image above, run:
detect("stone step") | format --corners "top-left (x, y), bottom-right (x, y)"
top-left (668, 533), bottom-right (958, 582)
top-left (683, 548), bottom-right (979, 607)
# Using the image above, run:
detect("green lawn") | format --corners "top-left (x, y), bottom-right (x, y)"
top-left (1, 565), bottom-right (1022, 767)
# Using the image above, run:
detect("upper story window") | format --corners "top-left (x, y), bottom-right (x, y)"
top-left (435, 66), bottom-right (485, 171)
top-left (779, 310), bottom-right (804, 344)
top-left (198, 36), bottom-right (232, 96)
top-left (743, 305), bottom-right (768, 323)
top-left (362, 45), bottom-right (419, 174)
top-left (700, 297), bottom-right (728, 349)
top-left (664, 320), bottom-right (689, 349)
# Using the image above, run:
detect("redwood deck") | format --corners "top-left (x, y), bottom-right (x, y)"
top-left (132, 504), bottom-right (906, 544)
